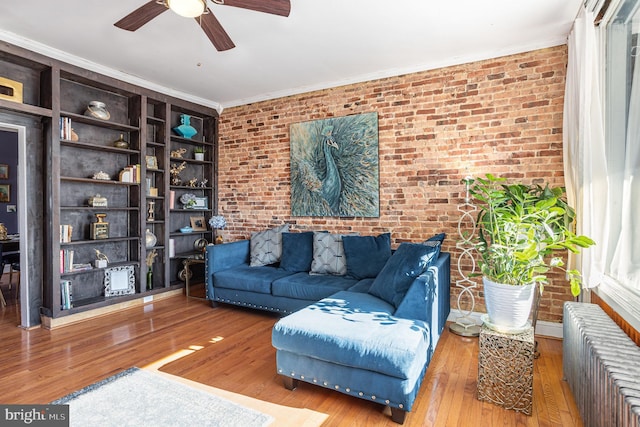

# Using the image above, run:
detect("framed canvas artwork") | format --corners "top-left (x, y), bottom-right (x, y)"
top-left (290, 112), bottom-right (379, 217)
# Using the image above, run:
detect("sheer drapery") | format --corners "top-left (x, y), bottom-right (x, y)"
top-left (565, 2), bottom-right (640, 330)
top-left (563, 7), bottom-right (609, 290)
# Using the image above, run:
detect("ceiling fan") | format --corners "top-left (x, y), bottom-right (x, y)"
top-left (114, 0), bottom-right (291, 51)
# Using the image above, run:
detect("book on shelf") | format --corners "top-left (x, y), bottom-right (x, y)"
top-left (119, 164), bottom-right (141, 183)
top-left (60, 249), bottom-right (74, 273)
top-left (59, 117), bottom-right (72, 140)
top-left (60, 224), bottom-right (73, 243)
top-left (60, 280), bottom-right (73, 310)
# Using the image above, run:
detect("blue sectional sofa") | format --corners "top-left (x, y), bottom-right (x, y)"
top-left (205, 230), bottom-right (451, 423)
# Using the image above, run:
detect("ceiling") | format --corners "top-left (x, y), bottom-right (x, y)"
top-left (0, 0), bottom-right (582, 113)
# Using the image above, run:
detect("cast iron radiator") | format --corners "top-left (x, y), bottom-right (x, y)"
top-left (563, 302), bottom-right (640, 427)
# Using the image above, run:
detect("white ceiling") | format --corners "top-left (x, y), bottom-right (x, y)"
top-left (0, 0), bottom-right (582, 113)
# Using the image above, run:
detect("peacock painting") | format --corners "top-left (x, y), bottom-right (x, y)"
top-left (290, 112), bottom-right (379, 217)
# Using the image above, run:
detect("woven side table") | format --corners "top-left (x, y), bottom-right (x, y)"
top-left (477, 324), bottom-right (534, 415)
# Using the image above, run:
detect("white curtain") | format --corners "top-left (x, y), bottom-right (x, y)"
top-left (563, 8), bottom-right (609, 290)
top-left (610, 33), bottom-right (640, 289)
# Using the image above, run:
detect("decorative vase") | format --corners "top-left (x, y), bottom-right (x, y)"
top-left (482, 277), bottom-right (535, 333)
top-left (0, 223), bottom-right (6, 240)
top-left (173, 114), bottom-right (197, 139)
top-left (85, 101), bottom-right (110, 121)
top-left (145, 229), bottom-right (157, 249)
top-left (147, 267), bottom-right (153, 291)
top-left (113, 134), bottom-right (129, 148)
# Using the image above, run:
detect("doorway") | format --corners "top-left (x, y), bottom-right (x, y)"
top-left (0, 124), bottom-right (29, 327)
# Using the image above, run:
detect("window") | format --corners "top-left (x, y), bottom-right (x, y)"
top-left (596, 0), bottom-right (640, 328)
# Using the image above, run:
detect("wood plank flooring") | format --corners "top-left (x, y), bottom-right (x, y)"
top-left (0, 294), bottom-right (583, 426)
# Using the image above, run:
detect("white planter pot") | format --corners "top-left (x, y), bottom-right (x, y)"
top-left (483, 277), bottom-right (535, 332)
top-left (194, 153), bottom-right (205, 161)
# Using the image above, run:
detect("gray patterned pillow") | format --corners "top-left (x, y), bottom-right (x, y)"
top-left (310, 232), bottom-right (347, 275)
top-left (250, 224), bottom-right (290, 267)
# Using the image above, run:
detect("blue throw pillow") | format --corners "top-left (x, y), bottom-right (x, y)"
top-left (368, 242), bottom-right (441, 308)
top-left (279, 232), bottom-right (315, 272)
top-left (343, 233), bottom-right (391, 279)
top-left (425, 233), bottom-right (446, 244)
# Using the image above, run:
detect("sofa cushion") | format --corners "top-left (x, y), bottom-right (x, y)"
top-left (272, 291), bottom-right (429, 380)
top-left (272, 273), bottom-right (357, 300)
top-left (368, 242), bottom-right (441, 308)
top-left (279, 232), bottom-right (315, 272)
top-left (310, 232), bottom-right (347, 276)
top-left (214, 265), bottom-right (293, 294)
top-left (342, 233), bottom-right (391, 279)
top-left (250, 224), bottom-right (290, 267)
top-left (347, 278), bottom-right (375, 293)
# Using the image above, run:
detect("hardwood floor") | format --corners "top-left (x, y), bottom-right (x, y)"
top-left (0, 294), bottom-right (583, 426)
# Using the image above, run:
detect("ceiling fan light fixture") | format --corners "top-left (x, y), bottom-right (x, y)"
top-left (167, 0), bottom-right (206, 18)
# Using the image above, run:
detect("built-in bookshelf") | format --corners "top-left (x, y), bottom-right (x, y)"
top-left (0, 42), bottom-right (219, 322)
top-left (167, 109), bottom-right (215, 285)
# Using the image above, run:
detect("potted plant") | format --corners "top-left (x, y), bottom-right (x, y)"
top-left (194, 146), bottom-right (205, 161)
top-left (469, 174), bottom-right (595, 331)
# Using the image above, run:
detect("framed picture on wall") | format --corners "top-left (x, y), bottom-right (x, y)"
top-left (0, 164), bottom-right (8, 179)
top-left (0, 184), bottom-right (9, 202)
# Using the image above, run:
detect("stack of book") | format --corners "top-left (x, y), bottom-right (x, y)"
top-left (60, 225), bottom-right (73, 243)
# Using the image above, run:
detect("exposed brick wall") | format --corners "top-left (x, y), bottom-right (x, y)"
top-left (217, 45), bottom-right (570, 323)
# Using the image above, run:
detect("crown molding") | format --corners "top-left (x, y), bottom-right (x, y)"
top-left (0, 30), bottom-right (223, 114)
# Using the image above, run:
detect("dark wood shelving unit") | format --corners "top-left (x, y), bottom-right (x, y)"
top-left (0, 41), bottom-right (219, 324)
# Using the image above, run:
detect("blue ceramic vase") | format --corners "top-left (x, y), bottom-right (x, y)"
top-left (173, 114), bottom-right (197, 139)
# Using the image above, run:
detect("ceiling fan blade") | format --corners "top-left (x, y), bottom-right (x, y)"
top-left (114, 1), bottom-right (168, 32)
top-left (220, 0), bottom-right (291, 17)
top-left (198, 11), bottom-right (235, 51)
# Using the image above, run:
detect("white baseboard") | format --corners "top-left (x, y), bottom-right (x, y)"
top-left (447, 309), bottom-right (563, 339)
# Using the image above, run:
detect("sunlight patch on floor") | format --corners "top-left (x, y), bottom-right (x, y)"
top-left (144, 336), bottom-right (225, 370)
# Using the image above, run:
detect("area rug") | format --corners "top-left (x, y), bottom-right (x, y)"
top-left (52, 367), bottom-right (274, 427)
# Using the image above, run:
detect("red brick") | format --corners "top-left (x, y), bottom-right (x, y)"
top-left (217, 46), bottom-right (569, 323)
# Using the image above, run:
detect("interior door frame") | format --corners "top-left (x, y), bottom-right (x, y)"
top-left (0, 123), bottom-right (29, 327)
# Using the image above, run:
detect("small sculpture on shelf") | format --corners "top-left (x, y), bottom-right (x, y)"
top-left (88, 194), bottom-right (107, 207)
top-left (147, 200), bottom-right (155, 221)
top-left (92, 171), bottom-right (110, 181)
top-left (170, 161), bottom-right (186, 185)
top-left (94, 249), bottom-right (109, 268)
top-left (199, 178), bottom-right (208, 188)
top-left (187, 177), bottom-right (198, 188)
top-left (90, 213), bottom-right (109, 240)
top-left (145, 249), bottom-right (158, 291)
top-left (194, 237), bottom-right (208, 253)
top-left (170, 148), bottom-right (187, 159)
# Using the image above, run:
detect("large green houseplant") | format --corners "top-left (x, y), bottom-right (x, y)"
top-left (469, 174), bottom-right (595, 330)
